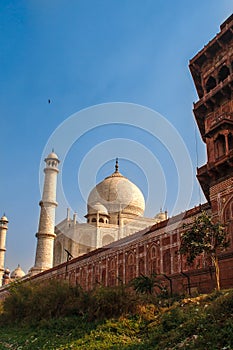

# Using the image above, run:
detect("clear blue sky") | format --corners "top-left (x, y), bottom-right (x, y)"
top-left (1, 1), bottom-right (232, 273)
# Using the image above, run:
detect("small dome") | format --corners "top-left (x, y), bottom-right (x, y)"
top-left (46, 151), bottom-right (59, 160)
top-left (88, 202), bottom-right (109, 215)
top-left (0, 215), bottom-right (8, 222)
top-left (10, 265), bottom-right (25, 279)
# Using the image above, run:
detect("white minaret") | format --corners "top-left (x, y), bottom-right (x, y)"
top-left (31, 151), bottom-right (60, 275)
top-left (0, 215), bottom-right (8, 287)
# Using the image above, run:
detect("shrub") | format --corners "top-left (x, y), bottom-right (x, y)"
top-left (1, 279), bottom-right (86, 324)
top-left (87, 284), bottom-right (137, 320)
top-left (0, 280), bottom-right (140, 325)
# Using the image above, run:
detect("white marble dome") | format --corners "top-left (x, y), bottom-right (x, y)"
top-left (0, 215), bottom-right (8, 222)
top-left (87, 160), bottom-right (145, 217)
top-left (46, 151), bottom-right (59, 160)
top-left (10, 265), bottom-right (26, 279)
top-left (88, 202), bottom-right (109, 215)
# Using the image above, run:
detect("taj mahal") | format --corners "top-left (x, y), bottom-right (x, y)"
top-left (1, 14), bottom-right (233, 294)
top-left (32, 153), bottom-right (166, 276)
top-left (0, 151), bottom-right (166, 284)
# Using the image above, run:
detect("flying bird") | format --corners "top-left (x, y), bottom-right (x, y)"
top-left (48, 99), bottom-right (51, 104)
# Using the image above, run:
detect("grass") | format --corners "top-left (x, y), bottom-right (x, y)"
top-left (0, 282), bottom-right (233, 349)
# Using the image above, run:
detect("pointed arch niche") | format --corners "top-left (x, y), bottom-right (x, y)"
top-left (214, 134), bottom-right (226, 159)
top-left (222, 196), bottom-right (233, 249)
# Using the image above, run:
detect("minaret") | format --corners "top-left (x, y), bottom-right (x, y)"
top-left (31, 151), bottom-right (60, 275)
top-left (0, 215), bottom-right (8, 287)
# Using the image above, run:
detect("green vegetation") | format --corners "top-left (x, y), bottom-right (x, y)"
top-left (180, 211), bottom-right (229, 290)
top-left (0, 280), bottom-right (233, 349)
top-left (130, 273), bottom-right (164, 295)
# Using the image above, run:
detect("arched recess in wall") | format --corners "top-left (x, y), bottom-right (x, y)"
top-left (139, 258), bottom-right (144, 275)
top-left (223, 196), bottom-right (233, 222)
top-left (172, 249), bottom-right (179, 273)
top-left (109, 257), bottom-right (116, 270)
top-left (206, 76), bottom-right (216, 92)
top-left (151, 245), bottom-right (156, 258)
top-left (93, 263), bottom-right (99, 283)
top-left (149, 244), bottom-right (160, 274)
top-left (118, 264), bottom-right (123, 282)
top-left (214, 134), bottom-right (226, 159)
top-left (102, 268), bottom-right (106, 285)
top-left (87, 264), bottom-right (92, 289)
top-left (218, 65), bottom-right (230, 83)
top-left (80, 266), bottom-right (86, 285)
top-left (222, 196), bottom-right (233, 248)
top-left (102, 234), bottom-right (114, 247)
top-left (79, 233), bottom-right (92, 253)
top-left (108, 258), bottom-right (116, 286)
top-left (54, 241), bottom-right (62, 265)
top-left (127, 252), bottom-right (135, 282)
top-left (163, 250), bottom-right (171, 275)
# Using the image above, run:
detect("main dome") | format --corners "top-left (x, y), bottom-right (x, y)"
top-left (87, 160), bottom-right (145, 217)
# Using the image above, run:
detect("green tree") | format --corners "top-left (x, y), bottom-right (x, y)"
top-left (179, 211), bottom-right (229, 291)
top-left (131, 274), bottom-right (163, 295)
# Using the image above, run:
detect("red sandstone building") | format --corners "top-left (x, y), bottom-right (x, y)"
top-left (1, 14), bottom-right (233, 296)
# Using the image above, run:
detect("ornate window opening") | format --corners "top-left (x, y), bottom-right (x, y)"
top-left (91, 218), bottom-right (97, 222)
top-left (206, 76), bottom-right (216, 93)
top-left (99, 218), bottom-right (104, 223)
top-left (218, 65), bottom-right (230, 83)
top-left (214, 134), bottom-right (226, 159)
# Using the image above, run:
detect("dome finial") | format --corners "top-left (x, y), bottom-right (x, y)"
top-left (115, 158), bottom-right (119, 173)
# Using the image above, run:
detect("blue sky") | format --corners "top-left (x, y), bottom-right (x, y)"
top-left (1, 1), bottom-right (233, 273)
